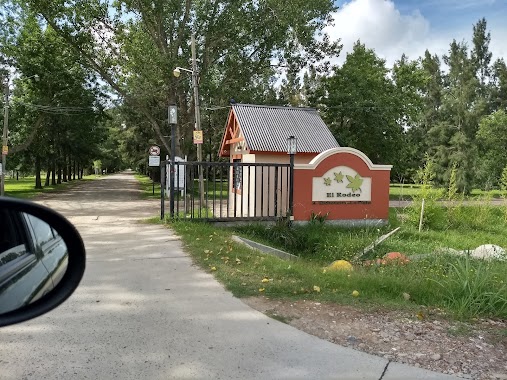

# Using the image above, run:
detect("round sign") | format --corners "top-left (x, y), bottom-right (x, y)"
top-left (149, 145), bottom-right (160, 156)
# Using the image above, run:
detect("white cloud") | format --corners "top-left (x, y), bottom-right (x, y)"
top-left (324, 0), bottom-right (507, 67)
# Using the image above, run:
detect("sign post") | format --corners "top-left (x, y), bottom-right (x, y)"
top-left (148, 145), bottom-right (161, 196)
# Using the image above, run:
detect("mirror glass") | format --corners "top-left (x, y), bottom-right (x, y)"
top-left (0, 209), bottom-right (68, 315)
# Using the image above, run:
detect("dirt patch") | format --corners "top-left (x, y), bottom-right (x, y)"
top-left (243, 297), bottom-right (507, 380)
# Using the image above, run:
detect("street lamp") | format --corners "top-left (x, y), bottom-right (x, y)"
top-left (1, 74), bottom-right (40, 196)
top-left (172, 67), bottom-right (193, 78)
top-left (173, 33), bottom-right (205, 206)
top-left (287, 136), bottom-right (297, 222)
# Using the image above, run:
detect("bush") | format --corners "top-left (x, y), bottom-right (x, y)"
top-left (406, 188), bottom-right (446, 230)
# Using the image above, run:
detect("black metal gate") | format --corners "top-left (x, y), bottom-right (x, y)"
top-left (166, 161), bottom-right (292, 222)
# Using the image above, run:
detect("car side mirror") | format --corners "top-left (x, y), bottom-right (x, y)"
top-left (0, 197), bottom-right (86, 327)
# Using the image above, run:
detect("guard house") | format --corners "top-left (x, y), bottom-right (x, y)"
top-left (219, 104), bottom-right (339, 218)
top-left (217, 103), bottom-right (392, 224)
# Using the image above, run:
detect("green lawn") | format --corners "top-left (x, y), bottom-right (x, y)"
top-left (168, 218), bottom-right (507, 320)
top-left (135, 174), bottom-right (162, 199)
top-left (135, 173), bottom-right (229, 200)
top-left (136, 167), bottom-right (507, 321)
top-left (389, 183), bottom-right (504, 200)
top-left (4, 174), bottom-right (102, 199)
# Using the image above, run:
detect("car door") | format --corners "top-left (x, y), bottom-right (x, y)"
top-left (0, 209), bottom-right (53, 314)
top-left (23, 214), bottom-right (69, 290)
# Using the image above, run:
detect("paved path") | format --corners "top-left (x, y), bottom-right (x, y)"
top-left (0, 173), bottom-right (456, 379)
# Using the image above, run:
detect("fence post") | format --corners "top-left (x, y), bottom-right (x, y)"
top-left (160, 163), bottom-right (165, 220)
top-left (418, 198), bottom-right (425, 232)
top-left (289, 154), bottom-right (295, 223)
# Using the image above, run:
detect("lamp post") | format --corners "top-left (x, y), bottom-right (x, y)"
top-left (168, 104), bottom-right (177, 218)
top-left (1, 74), bottom-right (40, 196)
top-left (173, 33), bottom-right (205, 207)
top-left (287, 136), bottom-right (297, 222)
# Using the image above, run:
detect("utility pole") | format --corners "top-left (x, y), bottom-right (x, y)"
top-left (191, 33), bottom-right (205, 207)
top-left (1, 75), bottom-right (9, 196)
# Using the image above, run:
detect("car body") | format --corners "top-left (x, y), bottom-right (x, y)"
top-left (0, 209), bottom-right (68, 314)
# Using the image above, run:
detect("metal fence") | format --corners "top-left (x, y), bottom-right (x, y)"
top-left (167, 161), bottom-right (292, 222)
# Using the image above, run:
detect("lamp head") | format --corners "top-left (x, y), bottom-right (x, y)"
top-left (173, 68), bottom-right (181, 78)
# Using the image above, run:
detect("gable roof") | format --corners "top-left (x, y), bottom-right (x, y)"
top-left (224, 104), bottom-right (339, 155)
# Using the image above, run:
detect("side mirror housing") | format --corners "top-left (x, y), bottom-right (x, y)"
top-left (0, 197), bottom-right (86, 327)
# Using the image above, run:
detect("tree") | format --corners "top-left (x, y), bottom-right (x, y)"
top-left (319, 42), bottom-right (404, 168)
top-left (21, 0), bottom-right (341, 160)
top-left (492, 58), bottom-right (507, 110)
top-left (1, 10), bottom-right (106, 187)
top-left (426, 39), bottom-right (480, 192)
top-left (471, 18), bottom-right (493, 89)
top-left (476, 110), bottom-right (507, 188)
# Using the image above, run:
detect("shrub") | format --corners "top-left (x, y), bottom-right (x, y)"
top-left (407, 155), bottom-right (446, 230)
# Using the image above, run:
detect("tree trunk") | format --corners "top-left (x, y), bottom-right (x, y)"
top-left (57, 165), bottom-right (62, 184)
top-left (62, 151), bottom-right (68, 182)
top-left (80, 167), bottom-right (84, 179)
top-left (68, 154), bottom-right (72, 181)
top-left (35, 157), bottom-right (42, 189)
top-left (51, 161), bottom-right (56, 185)
top-left (73, 160), bottom-right (76, 180)
top-left (44, 165), bottom-right (50, 187)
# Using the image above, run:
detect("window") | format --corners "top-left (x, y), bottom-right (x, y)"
top-left (232, 159), bottom-right (242, 191)
top-left (25, 215), bottom-right (55, 247)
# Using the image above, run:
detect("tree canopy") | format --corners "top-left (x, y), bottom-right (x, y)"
top-left (1, 3), bottom-right (506, 192)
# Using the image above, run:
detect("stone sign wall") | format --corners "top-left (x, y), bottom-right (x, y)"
top-left (293, 147), bottom-right (392, 224)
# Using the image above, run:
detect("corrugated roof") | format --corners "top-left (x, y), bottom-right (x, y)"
top-left (232, 104), bottom-right (339, 153)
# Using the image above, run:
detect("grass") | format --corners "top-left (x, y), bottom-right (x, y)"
top-left (135, 173), bottom-right (229, 200)
top-left (135, 174), bottom-right (162, 199)
top-left (4, 174), bottom-right (102, 199)
top-left (165, 203), bottom-right (507, 321)
top-left (136, 173), bottom-right (507, 320)
top-left (389, 183), bottom-right (504, 201)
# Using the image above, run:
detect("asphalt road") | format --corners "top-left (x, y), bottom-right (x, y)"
top-left (0, 173), bottom-right (456, 379)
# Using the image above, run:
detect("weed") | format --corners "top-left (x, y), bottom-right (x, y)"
top-left (309, 211), bottom-right (329, 225)
top-left (431, 255), bottom-right (507, 319)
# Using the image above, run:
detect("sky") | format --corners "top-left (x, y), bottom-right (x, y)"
top-left (324, 0), bottom-right (507, 66)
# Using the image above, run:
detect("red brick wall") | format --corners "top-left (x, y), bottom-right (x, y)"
top-left (293, 149), bottom-right (391, 222)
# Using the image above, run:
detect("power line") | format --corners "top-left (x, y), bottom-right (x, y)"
top-left (13, 100), bottom-right (96, 114)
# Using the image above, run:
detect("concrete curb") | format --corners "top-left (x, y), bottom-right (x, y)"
top-left (231, 235), bottom-right (298, 261)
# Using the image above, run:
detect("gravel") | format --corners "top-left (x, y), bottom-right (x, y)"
top-left (243, 297), bottom-right (507, 380)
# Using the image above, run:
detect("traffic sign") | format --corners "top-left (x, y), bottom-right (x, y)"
top-left (149, 156), bottom-right (161, 167)
top-left (193, 130), bottom-right (203, 144)
top-left (149, 145), bottom-right (161, 156)
top-left (2, 146), bottom-right (8, 155)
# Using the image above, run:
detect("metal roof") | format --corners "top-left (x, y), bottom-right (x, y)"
top-left (232, 104), bottom-right (339, 153)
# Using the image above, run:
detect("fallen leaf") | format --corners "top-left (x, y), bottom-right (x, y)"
top-left (261, 278), bottom-right (270, 283)
top-left (211, 267), bottom-right (217, 271)
top-left (313, 285), bottom-right (321, 293)
top-left (403, 292), bottom-right (411, 301)
top-left (259, 288), bottom-right (265, 292)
